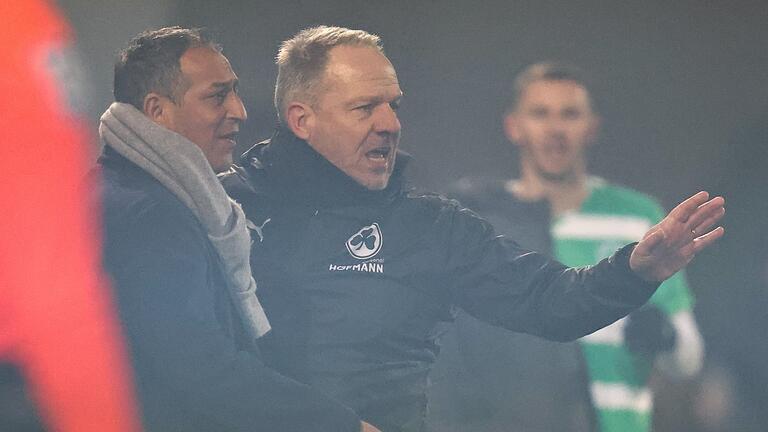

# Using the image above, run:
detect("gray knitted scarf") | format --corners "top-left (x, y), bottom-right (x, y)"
top-left (99, 102), bottom-right (270, 340)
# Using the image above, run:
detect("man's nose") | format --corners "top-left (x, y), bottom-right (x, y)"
top-left (227, 93), bottom-right (248, 122)
top-left (374, 104), bottom-right (401, 135)
top-left (544, 115), bottom-right (568, 135)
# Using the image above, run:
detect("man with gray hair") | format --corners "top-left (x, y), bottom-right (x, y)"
top-left (96, 26), bottom-right (371, 432)
top-left (223, 26), bottom-right (723, 432)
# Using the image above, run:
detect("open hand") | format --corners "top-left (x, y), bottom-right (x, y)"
top-left (630, 191), bottom-right (725, 282)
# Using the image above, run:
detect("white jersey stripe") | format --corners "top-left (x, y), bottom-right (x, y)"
top-left (580, 317), bottom-right (626, 345)
top-left (590, 382), bottom-right (653, 413)
top-left (553, 214), bottom-right (651, 240)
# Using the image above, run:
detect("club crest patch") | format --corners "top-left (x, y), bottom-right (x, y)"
top-left (346, 223), bottom-right (383, 260)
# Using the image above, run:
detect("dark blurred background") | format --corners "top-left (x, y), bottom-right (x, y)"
top-left (57, 0), bottom-right (768, 430)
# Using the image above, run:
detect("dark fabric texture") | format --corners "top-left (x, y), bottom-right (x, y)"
top-left (427, 178), bottom-right (597, 432)
top-left (95, 147), bottom-right (361, 432)
top-left (0, 363), bottom-right (47, 432)
top-left (624, 305), bottom-right (677, 356)
top-left (99, 102), bottom-right (270, 340)
top-left (221, 129), bottom-right (658, 432)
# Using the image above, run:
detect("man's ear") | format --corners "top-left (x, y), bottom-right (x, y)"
top-left (143, 92), bottom-right (172, 128)
top-left (284, 102), bottom-right (314, 140)
top-left (503, 112), bottom-right (522, 146)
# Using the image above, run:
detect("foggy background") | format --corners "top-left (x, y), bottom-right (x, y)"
top-left (58, 0), bottom-right (768, 430)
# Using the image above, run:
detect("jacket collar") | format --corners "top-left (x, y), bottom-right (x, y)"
top-left (239, 128), bottom-right (409, 209)
top-left (98, 144), bottom-right (143, 175)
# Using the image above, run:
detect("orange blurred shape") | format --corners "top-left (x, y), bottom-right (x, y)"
top-left (0, 1), bottom-right (141, 431)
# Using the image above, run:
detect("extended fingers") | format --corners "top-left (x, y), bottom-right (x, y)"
top-left (692, 205), bottom-right (726, 237)
top-left (668, 191), bottom-right (710, 223)
top-left (692, 226), bottom-right (725, 254)
top-left (686, 196), bottom-right (725, 230)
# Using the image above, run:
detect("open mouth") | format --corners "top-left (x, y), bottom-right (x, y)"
top-left (220, 131), bottom-right (239, 145)
top-left (366, 146), bottom-right (391, 161)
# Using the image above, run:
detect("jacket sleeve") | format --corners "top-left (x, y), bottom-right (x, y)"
top-left (103, 198), bottom-right (361, 432)
top-left (443, 203), bottom-right (659, 342)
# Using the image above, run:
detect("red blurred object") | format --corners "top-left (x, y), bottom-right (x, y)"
top-left (0, 1), bottom-right (141, 431)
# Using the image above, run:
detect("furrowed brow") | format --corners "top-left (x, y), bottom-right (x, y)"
top-left (208, 79), bottom-right (238, 91)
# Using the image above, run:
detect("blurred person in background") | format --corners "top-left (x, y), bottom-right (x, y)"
top-left (0, 1), bottom-right (140, 431)
top-left (428, 62), bottom-right (705, 432)
top-left (93, 26), bottom-right (375, 432)
top-left (223, 26), bottom-right (724, 432)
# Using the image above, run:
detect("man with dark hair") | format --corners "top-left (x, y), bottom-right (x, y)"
top-left (95, 26), bottom-right (374, 432)
top-left (428, 61), bottom-right (704, 432)
top-left (222, 26), bottom-right (723, 432)
top-left (113, 27), bottom-right (221, 110)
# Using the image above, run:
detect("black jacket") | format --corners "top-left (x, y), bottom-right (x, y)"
top-left (95, 147), bottom-right (361, 432)
top-left (427, 178), bottom-right (596, 432)
top-left (222, 130), bottom-right (658, 432)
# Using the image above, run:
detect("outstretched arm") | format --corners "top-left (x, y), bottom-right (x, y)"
top-left (447, 191), bottom-right (724, 342)
top-left (630, 191), bottom-right (725, 282)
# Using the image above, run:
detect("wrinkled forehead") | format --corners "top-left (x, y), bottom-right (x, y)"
top-left (320, 46), bottom-right (400, 93)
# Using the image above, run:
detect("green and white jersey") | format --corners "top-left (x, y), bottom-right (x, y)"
top-left (552, 177), bottom-right (693, 432)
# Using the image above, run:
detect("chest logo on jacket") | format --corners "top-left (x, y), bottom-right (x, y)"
top-left (346, 223), bottom-right (383, 260)
top-left (246, 217), bottom-right (271, 243)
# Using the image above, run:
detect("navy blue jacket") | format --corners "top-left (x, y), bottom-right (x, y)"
top-left (95, 147), bottom-right (361, 432)
top-left (222, 130), bottom-right (659, 432)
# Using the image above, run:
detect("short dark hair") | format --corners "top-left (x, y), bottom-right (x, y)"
top-left (114, 26), bottom-right (220, 110)
top-left (508, 62), bottom-right (595, 112)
